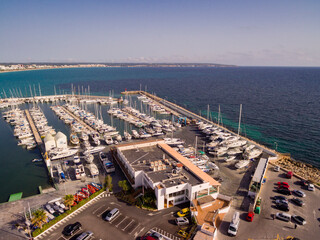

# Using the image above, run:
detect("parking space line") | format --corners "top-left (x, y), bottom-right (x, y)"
top-left (129, 223), bottom-right (140, 235)
top-left (110, 213), bottom-right (122, 223)
top-left (122, 219), bottom-right (135, 231)
top-left (59, 235), bottom-right (68, 240)
top-left (116, 216), bottom-right (128, 227)
top-left (92, 204), bottom-right (106, 215)
top-left (110, 202), bottom-right (121, 207)
top-left (97, 207), bottom-right (110, 217)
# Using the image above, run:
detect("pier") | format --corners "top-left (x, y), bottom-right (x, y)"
top-left (61, 106), bottom-right (95, 132)
top-left (25, 109), bottom-right (44, 153)
top-left (121, 90), bottom-right (280, 160)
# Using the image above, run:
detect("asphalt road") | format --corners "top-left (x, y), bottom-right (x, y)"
top-left (39, 195), bottom-right (186, 240)
top-left (216, 165), bottom-right (320, 240)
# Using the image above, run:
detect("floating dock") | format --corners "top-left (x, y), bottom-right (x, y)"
top-left (25, 109), bottom-right (44, 152)
top-left (61, 106), bottom-right (95, 132)
top-left (8, 192), bottom-right (23, 202)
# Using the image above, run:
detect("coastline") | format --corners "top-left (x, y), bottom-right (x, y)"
top-left (0, 66), bottom-right (103, 74)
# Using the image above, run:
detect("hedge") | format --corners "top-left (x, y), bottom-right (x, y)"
top-left (32, 188), bottom-right (105, 237)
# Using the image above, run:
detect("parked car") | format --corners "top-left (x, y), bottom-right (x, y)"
top-left (55, 201), bottom-right (66, 209)
top-left (297, 179), bottom-right (310, 187)
top-left (273, 196), bottom-right (288, 203)
top-left (75, 231), bottom-right (93, 240)
top-left (177, 208), bottom-right (190, 217)
top-left (276, 203), bottom-right (289, 212)
top-left (246, 211), bottom-right (254, 222)
top-left (146, 231), bottom-right (164, 240)
top-left (63, 222), bottom-right (82, 236)
top-left (228, 212), bottom-right (240, 236)
top-left (307, 183), bottom-right (315, 191)
top-left (175, 217), bottom-right (189, 226)
top-left (277, 182), bottom-right (289, 186)
top-left (292, 190), bottom-right (306, 197)
top-left (53, 205), bottom-right (64, 214)
top-left (291, 198), bottom-right (304, 207)
top-left (274, 165), bottom-right (280, 172)
top-left (276, 212), bottom-right (291, 222)
top-left (45, 204), bottom-right (55, 214)
top-left (104, 208), bottom-right (119, 221)
top-left (275, 199), bottom-right (288, 205)
top-left (292, 215), bottom-right (306, 225)
top-left (286, 171), bottom-right (293, 179)
top-left (277, 188), bottom-right (292, 195)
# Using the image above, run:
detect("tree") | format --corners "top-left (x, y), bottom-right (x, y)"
top-left (64, 194), bottom-right (74, 210)
top-left (105, 175), bottom-right (113, 192)
top-left (31, 209), bottom-right (47, 229)
top-left (118, 180), bottom-right (130, 193)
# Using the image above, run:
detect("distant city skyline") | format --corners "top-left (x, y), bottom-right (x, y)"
top-left (1, 0), bottom-right (320, 66)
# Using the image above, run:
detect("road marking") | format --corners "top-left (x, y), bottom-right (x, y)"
top-left (162, 211), bottom-right (174, 217)
top-left (58, 235), bottom-right (68, 240)
top-left (97, 207), bottom-right (110, 217)
top-left (135, 226), bottom-right (145, 238)
top-left (129, 223), bottom-right (140, 235)
top-left (116, 216), bottom-right (128, 227)
top-left (110, 213), bottom-right (122, 224)
top-left (110, 202), bottom-right (121, 207)
top-left (148, 211), bottom-right (162, 216)
top-left (122, 219), bottom-right (135, 231)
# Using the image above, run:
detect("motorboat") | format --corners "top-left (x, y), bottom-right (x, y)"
top-left (235, 160), bottom-right (250, 169)
top-left (246, 148), bottom-right (263, 159)
top-left (73, 155), bottom-right (81, 164)
top-left (99, 151), bottom-right (108, 162)
top-left (104, 134), bottom-right (113, 145)
top-left (163, 138), bottom-right (185, 146)
top-left (75, 164), bottom-right (86, 179)
top-left (84, 153), bottom-right (94, 164)
top-left (103, 160), bottom-right (115, 173)
top-left (88, 163), bottom-right (99, 177)
top-left (70, 132), bottom-right (80, 145)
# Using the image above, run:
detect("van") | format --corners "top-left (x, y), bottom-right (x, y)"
top-left (75, 231), bottom-right (93, 240)
top-left (228, 212), bottom-right (240, 236)
top-left (104, 208), bottom-right (119, 221)
top-left (275, 212), bottom-right (291, 222)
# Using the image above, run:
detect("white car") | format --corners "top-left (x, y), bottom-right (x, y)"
top-left (45, 204), bottom-right (55, 214)
top-left (175, 217), bottom-right (189, 226)
top-left (55, 201), bottom-right (66, 209)
top-left (53, 205), bottom-right (64, 214)
top-left (307, 184), bottom-right (315, 191)
top-left (293, 190), bottom-right (306, 197)
top-left (274, 165), bottom-right (280, 172)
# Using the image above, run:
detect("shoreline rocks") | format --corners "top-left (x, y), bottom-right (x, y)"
top-left (276, 157), bottom-right (320, 185)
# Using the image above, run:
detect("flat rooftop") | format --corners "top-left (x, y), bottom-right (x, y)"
top-left (121, 143), bottom-right (203, 188)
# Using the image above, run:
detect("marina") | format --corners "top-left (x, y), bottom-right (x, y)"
top-left (0, 90), bottom-right (283, 202)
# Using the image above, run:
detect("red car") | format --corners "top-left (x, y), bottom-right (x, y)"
top-left (286, 171), bottom-right (293, 179)
top-left (277, 183), bottom-right (290, 189)
top-left (246, 212), bottom-right (254, 222)
top-left (277, 182), bottom-right (289, 186)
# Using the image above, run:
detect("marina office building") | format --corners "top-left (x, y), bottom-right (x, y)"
top-left (113, 139), bottom-right (221, 210)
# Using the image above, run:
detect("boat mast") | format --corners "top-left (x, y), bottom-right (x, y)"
top-left (237, 104), bottom-right (242, 135)
top-left (207, 104), bottom-right (210, 120)
top-left (195, 136), bottom-right (198, 157)
top-left (218, 105), bottom-right (220, 125)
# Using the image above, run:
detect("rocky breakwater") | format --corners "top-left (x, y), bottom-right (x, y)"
top-left (277, 156), bottom-right (320, 185)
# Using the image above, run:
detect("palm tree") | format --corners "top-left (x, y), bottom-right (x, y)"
top-left (31, 209), bottom-right (47, 229)
top-left (64, 194), bottom-right (75, 210)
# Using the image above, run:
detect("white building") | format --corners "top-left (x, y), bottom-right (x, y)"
top-left (44, 133), bottom-right (56, 151)
top-left (54, 131), bottom-right (67, 149)
top-left (113, 140), bottom-right (221, 210)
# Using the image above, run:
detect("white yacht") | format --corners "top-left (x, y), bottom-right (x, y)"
top-left (246, 148), bottom-right (263, 159)
top-left (84, 153), bottom-right (94, 164)
top-left (75, 164), bottom-right (86, 179)
top-left (88, 163), bottom-right (99, 177)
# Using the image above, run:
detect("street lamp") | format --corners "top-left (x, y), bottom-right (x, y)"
top-left (274, 142), bottom-right (278, 151)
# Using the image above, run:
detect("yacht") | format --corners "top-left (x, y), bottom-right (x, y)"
top-left (235, 160), bottom-right (250, 169)
top-left (104, 134), bottom-right (113, 145)
top-left (88, 163), bottom-right (99, 177)
top-left (163, 138), bottom-right (185, 146)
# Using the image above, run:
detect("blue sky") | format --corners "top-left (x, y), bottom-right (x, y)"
top-left (1, 0), bottom-right (320, 66)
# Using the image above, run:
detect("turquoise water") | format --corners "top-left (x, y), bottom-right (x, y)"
top-left (0, 67), bottom-right (320, 202)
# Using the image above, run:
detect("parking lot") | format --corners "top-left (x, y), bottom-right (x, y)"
top-left (38, 194), bottom-right (186, 240)
top-left (217, 165), bottom-right (320, 240)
